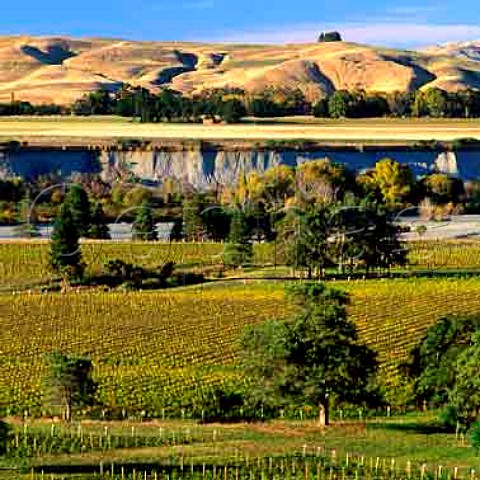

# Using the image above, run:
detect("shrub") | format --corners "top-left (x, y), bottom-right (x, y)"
top-left (438, 405), bottom-right (460, 432)
top-left (171, 272), bottom-right (206, 287)
top-left (223, 243), bottom-right (253, 268)
top-left (102, 259), bottom-right (145, 287)
top-left (0, 421), bottom-right (10, 455)
top-left (469, 421), bottom-right (480, 453)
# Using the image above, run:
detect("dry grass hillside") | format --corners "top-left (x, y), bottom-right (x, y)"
top-left (1, 35), bottom-right (480, 104)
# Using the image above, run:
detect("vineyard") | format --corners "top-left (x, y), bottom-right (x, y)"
top-left (2, 275), bottom-right (480, 414)
top-left (1, 415), bottom-right (480, 479)
top-left (9, 452), bottom-right (480, 480)
top-left (3, 239), bottom-right (480, 291)
top-left (0, 242), bottom-right (226, 290)
top-left (3, 238), bottom-right (480, 475)
top-left (0, 282), bottom-right (287, 413)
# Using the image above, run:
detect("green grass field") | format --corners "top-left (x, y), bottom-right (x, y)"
top-left (1, 413), bottom-right (480, 479)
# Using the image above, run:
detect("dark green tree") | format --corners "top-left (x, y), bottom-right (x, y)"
top-left (356, 201), bottom-right (408, 275)
top-left (359, 94), bottom-right (390, 117)
top-left (65, 185), bottom-right (91, 237)
top-left (245, 201), bottom-right (275, 242)
top-left (223, 207), bottom-right (253, 267)
top-left (132, 200), bottom-right (158, 241)
top-left (183, 195), bottom-right (205, 241)
top-left (249, 97), bottom-right (282, 117)
top-left (42, 352), bottom-right (97, 422)
top-left (279, 205), bottom-right (332, 279)
top-left (327, 201), bottom-right (373, 274)
top-left (449, 331), bottom-right (480, 428)
top-left (134, 87), bottom-right (154, 123)
top-left (50, 202), bottom-right (84, 281)
top-left (240, 283), bottom-right (378, 427)
top-left (72, 89), bottom-right (115, 115)
top-left (458, 89), bottom-right (480, 118)
top-left (312, 98), bottom-right (329, 117)
top-left (169, 217), bottom-right (184, 241)
top-left (220, 99), bottom-right (247, 123)
top-left (202, 206), bottom-right (231, 241)
top-left (318, 31), bottom-right (343, 42)
top-left (239, 319), bottom-right (290, 409)
top-left (406, 314), bottom-right (480, 406)
top-left (88, 201), bottom-right (110, 239)
top-left (102, 259), bottom-right (145, 287)
top-left (328, 90), bottom-right (353, 118)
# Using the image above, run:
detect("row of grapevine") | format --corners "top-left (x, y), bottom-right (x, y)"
top-left (3, 239), bottom-right (480, 290)
top-left (25, 451), bottom-right (480, 480)
top-left (3, 277), bottom-right (480, 413)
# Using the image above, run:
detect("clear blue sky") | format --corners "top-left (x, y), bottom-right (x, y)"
top-left (1, 0), bottom-right (480, 48)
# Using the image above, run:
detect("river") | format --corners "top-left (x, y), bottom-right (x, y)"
top-left (2, 216), bottom-right (480, 241)
top-left (0, 223), bottom-right (173, 240)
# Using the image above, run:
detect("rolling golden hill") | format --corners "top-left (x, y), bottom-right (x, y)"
top-left (1, 35), bottom-right (480, 105)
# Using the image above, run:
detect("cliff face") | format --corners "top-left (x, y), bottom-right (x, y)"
top-left (99, 148), bottom-right (472, 186)
top-left (1, 147), bottom-right (474, 187)
top-left (99, 150), bottom-right (288, 187)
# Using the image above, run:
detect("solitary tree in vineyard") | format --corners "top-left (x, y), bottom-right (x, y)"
top-left (406, 314), bottom-right (480, 406)
top-left (449, 331), bottom-right (480, 428)
top-left (43, 352), bottom-right (97, 422)
top-left (241, 282), bottom-right (378, 427)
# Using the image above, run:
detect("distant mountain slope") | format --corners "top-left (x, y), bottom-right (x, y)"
top-left (2, 35), bottom-right (480, 105)
top-left (422, 40), bottom-right (480, 61)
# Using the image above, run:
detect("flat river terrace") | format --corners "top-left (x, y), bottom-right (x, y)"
top-left (0, 117), bottom-right (480, 146)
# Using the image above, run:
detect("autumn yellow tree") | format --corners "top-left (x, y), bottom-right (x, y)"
top-left (257, 165), bottom-right (296, 210)
top-left (296, 158), bottom-right (355, 205)
top-left (423, 173), bottom-right (464, 205)
top-left (358, 158), bottom-right (414, 208)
